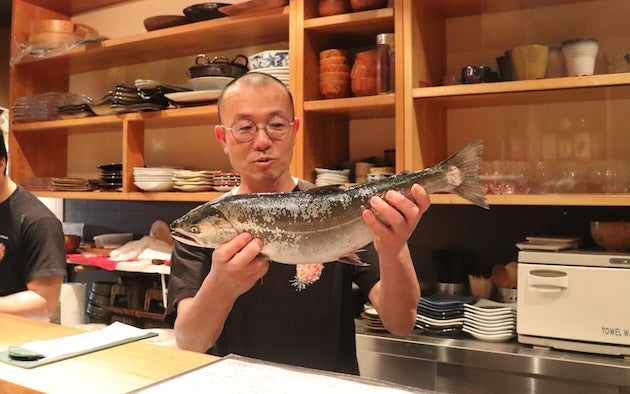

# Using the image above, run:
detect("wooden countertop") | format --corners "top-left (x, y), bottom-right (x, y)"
top-left (0, 313), bottom-right (216, 393)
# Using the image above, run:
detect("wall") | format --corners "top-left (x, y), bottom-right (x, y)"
top-left (0, 0), bottom-right (11, 108)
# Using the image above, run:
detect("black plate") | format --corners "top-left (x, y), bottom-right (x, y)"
top-left (183, 3), bottom-right (230, 23)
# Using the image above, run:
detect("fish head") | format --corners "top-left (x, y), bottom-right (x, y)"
top-left (170, 203), bottom-right (239, 248)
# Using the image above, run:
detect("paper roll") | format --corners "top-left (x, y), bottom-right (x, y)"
top-left (60, 283), bottom-right (86, 327)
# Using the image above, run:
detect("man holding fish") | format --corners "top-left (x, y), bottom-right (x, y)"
top-left (165, 72), bottom-right (485, 374)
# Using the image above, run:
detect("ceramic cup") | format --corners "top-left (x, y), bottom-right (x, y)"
top-left (512, 44), bottom-right (549, 80)
top-left (546, 46), bottom-right (566, 78)
top-left (562, 38), bottom-right (599, 76)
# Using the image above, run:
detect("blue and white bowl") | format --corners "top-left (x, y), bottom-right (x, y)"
top-left (249, 50), bottom-right (290, 70)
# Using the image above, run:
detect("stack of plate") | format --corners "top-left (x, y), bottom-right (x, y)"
top-left (252, 66), bottom-right (289, 88)
top-left (13, 92), bottom-right (93, 122)
top-left (173, 169), bottom-right (218, 192)
top-left (213, 172), bottom-right (241, 192)
top-left (463, 299), bottom-right (517, 342)
top-left (361, 306), bottom-right (385, 332)
top-left (97, 163), bottom-right (123, 191)
top-left (51, 177), bottom-right (92, 191)
top-left (314, 168), bottom-right (350, 187)
top-left (133, 167), bottom-right (175, 192)
top-left (416, 292), bottom-right (475, 335)
top-left (90, 84), bottom-right (170, 116)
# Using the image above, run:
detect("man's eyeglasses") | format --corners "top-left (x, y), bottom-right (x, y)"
top-left (221, 116), bottom-right (295, 143)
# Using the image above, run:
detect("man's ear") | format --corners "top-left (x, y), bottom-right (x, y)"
top-left (215, 125), bottom-right (228, 153)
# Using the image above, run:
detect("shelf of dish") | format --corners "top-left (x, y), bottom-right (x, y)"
top-left (11, 105), bottom-right (219, 133)
top-left (15, 6), bottom-right (290, 74)
top-left (431, 193), bottom-right (630, 207)
top-left (34, 190), bottom-right (224, 202)
top-left (412, 73), bottom-right (630, 105)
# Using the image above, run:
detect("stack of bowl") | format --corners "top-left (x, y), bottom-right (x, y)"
top-left (319, 49), bottom-right (350, 99)
top-left (351, 49), bottom-right (378, 96)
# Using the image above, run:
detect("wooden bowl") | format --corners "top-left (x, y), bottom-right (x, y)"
top-left (319, 71), bottom-right (350, 81)
top-left (29, 19), bottom-right (98, 45)
top-left (319, 56), bottom-right (350, 66)
top-left (351, 77), bottom-right (377, 96)
top-left (320, 64), bottom-right (351, 73)
top-left (351, 61), bottom-right (377, 78)
top-left (320, 48), bottom-right (348, 59)
top-left (319, 80), bottom-right (350, 99)
top-left (590, 221), bottom-right (630, 252)
top-left (355, 49), bottom-right (378, 63)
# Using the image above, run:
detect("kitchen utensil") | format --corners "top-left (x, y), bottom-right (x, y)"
top-left (590, 221), bottom-right (630, 252)
top-left (187, 54), bottom-right (249, 79)
top-left (29, 19), bottom-right (98, 46)
top-left (218, 0), bottom-right (289, 16)
top-left (183, 3), bottom-right (230, 23)
top-left (143, 15), bottom-right (189, 31)
top-left (512, 44), bottom-right (549, 80)
top-left (468, 274), bottom-right (494, 300)
top-left (562, 38), bottom-right (599, 76)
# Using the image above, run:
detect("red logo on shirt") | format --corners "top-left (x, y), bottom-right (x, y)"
top-left (0, 243), bottom-right (4, 262)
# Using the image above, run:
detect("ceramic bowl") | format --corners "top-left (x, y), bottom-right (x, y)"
top-left (248, 50), bottom-right (289, 70)
top-left (350, 0), bottom-right (388, 12)
top-left (187, 76), bottom-right (233, 91)
top-left (64, 234), bottom-right (81, 254)
top-left (590, 221), bottom-right (630, 252)
top-left (183, 3), bottom-right (229, 23)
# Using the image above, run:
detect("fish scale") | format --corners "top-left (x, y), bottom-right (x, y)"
top-left (170, 140), bottom-right (488, 265)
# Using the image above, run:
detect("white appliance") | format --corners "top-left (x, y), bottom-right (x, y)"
top-left (517, 250), bottom-right (630, 356)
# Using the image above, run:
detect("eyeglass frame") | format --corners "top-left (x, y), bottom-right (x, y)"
top-left (220, 116), bottom-right (296, 143)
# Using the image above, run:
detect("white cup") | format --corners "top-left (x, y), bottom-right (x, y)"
top-left (562, 38), bottom-right (599, 76)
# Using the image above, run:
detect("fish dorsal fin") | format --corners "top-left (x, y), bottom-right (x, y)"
top-left (306, 184), bottom-right (344, 194)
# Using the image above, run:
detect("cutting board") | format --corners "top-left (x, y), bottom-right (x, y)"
top-left (219, 0), bottom-right (289, 16)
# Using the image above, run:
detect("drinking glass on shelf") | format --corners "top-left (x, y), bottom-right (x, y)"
top-left (604, 160), bottom-right (629, 193)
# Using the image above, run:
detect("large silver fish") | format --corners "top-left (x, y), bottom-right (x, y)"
top-left (170, 140), bottom-right (488, 265)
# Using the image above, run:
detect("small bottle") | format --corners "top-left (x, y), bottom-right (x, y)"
top-left (376, 33), bottom-right (395, 94)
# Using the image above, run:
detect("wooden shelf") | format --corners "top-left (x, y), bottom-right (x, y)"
top-left (413, 73), bottom-right (630, 107)
top-left (22, 0), bottom-right (129, 14)
top-left (12, 105), bottom-right (219, 133)
top-left (304, 7), bottom-right (394, 35)
top-left (435, 0), bottom-right (600, 18)
top-left (431, 193), bottom-right (630, 207)
top-left (33, 191), bottom-right (223, 202)
top-left (16, 7), bottom-right (290, 74)
top-left (304, 95), bottom-right (395, 119)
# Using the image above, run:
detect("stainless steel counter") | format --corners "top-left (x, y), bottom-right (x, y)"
top-left (355, 323), bottom-right (630, 393)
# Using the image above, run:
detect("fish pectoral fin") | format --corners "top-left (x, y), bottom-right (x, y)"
top-left (338, 251), bottom-right (369, 266)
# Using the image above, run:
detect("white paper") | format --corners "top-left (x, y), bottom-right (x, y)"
top-left (21, 322), bottom-right (151, 360)
top-left (135, 356), bottom-right (421, 394)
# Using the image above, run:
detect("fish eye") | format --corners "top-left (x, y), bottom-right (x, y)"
top-left (191, 226), bottom-right (199, 234)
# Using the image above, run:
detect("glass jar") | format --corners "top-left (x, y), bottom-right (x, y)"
top-left (376, 33), bottom-right (395, 94)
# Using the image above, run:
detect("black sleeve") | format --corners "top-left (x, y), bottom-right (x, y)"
top-left (22, 216), bottom-right (66, 282)
top-left (163, 240), bottom-right (213, 326)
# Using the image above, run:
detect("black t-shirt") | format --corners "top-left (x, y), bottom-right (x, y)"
top-left (164, 182), bottom-right (380, 375)
top-left (0, 186), bottom-right (66, 295)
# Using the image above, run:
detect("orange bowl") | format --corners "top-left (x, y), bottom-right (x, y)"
top-left (64, 234), bottom-right (81, 254)
top-left (319, 56), bottom-right (350, 66)
top-left (319, 71), bottom-right (350, 81)
top-left (590, 221), bottom-right (630, 252)
top-left (351, 62), bottom-right (377, 79)
top-left (319, 80), bottom-right (350, 99)
top-left (320, 48), bottom-right (349, 59)
top-left (320, 64), bottom-right (351, 73)
top-left (355, 49), bottom-right (378, 63)
top-left (350, 0), bottom-right (388, 12)
top-left (351, 77), bottom-right (377, 96)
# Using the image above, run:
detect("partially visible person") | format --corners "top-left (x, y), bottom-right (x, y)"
top-left (165, 72), bottom-right (430, 374)
top-left (0, 136), bottom-right (66, 320)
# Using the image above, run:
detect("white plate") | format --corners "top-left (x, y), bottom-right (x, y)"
top-left (174, 184), bottom-right (213, 192)
top-left (134, 181), bottom-right (174, 192)
top-left (462, 326), bottom-right (515, 342)
top-left (188, 76), bottom-right (233, 91)
top-left (165, 90), bottom-right (222, 103)
top-left (516, 241), bottom-right (578, 251)
top-left (214, 185), bottom-right (235, 192)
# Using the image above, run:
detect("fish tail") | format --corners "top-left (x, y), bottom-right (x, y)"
top-left (441, 140), bottom-right (489, 209)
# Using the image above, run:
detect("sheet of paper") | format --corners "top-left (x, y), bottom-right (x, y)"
top-left (135, 355), bottom-right (422, 393)
top-left (22, 322), bottom-right (151, 360)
